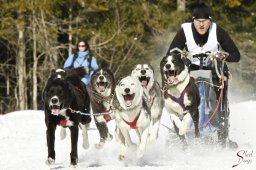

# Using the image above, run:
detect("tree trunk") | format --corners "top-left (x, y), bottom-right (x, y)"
top-left (177, 0), bottom-right (186, 11)
top-left (32, 8), bottom-right (38, 110)
top-left (68, 5), bottom-right (73, 57)
top-left (16, 20), bottom-right (27, 110)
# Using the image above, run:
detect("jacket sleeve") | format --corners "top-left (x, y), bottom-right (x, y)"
top-left (63, 54), bottom-right (74, 68)
top-left (81, 56), bottom-right (99, 86)
top-left (167, 28), bottom-right (187, 54)
top-left (90, 56), bottom-right (99, 71)
top-left (217, 26), bottom-right (240, 62)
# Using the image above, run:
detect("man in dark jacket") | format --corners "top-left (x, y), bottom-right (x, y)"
top-left (167, 3), bottom-right (240, 148)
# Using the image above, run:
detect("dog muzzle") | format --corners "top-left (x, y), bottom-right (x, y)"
top-left (49, 96), bottom-right (64, 116)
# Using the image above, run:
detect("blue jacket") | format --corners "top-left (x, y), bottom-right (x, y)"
top-left (63, 50), bottom-right (99, 85)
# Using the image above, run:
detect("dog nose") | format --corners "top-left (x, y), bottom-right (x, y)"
top-left (165, 64), bottom-right (171, 69)
top-left (124, 88), bottom-right (130, 93)
top-left (99, 75), bottom-right (104, 80)
top-left (141, 70), bottom-right (146, 75)
top-left (51, 98), bottom-right (58, 104)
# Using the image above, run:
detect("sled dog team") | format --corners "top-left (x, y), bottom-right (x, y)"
top-left (43, 51), bottom-right (200, 166)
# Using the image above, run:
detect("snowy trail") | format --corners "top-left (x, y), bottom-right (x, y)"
top-left (0, 101), bottom-right (256, 170)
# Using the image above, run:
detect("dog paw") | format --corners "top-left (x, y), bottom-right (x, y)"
top-left (136, 148), bottom-right (145, 159)
top-left (179, 122), bottom-right (188, 135)
top-left (105, 133), bottom-right (113, 141)
top-left (118, 155), bottom-right (126, 161)
top-left (45, 157), bottom-right (55, 165)
top-left (70, 164), bottom-right (78, 168)
top-left (95, 141), bottom-right (105, 149)
top-left (70, 158), bottom-right (78, 166)
top-left (179, 128), bottom-right (187, 136)
top-left (194, 137), bottom-right (202, 145)
top-left (83, 141), bottom-right (89, 150)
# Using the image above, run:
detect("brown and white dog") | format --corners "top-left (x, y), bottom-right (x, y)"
top-left (131, 64), bottom-right (163, 142)
top-left (160, 49), bottom-right (200, 148)
top-left (112, 76), bottom-right (151, 160)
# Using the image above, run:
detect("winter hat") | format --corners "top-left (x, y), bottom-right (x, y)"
top-left (192, 3), bottom-right (212, 20)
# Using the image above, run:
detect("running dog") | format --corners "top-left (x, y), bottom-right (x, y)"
top-left (131, 64), bottom-right (163, 142)
top-left (160, 49), bottom-right (200, 148)
top-left (90, 68), bottom-right (115, 149)
top-left (112, 76), bottom-right (151, 160)
top-left (43, 68), bottom-right (91, 166)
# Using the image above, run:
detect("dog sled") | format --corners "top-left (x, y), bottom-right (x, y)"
top-left (166, 48), bottom-right (238, 148)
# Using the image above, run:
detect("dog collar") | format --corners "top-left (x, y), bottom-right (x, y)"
top-left (123, 111), bottom-right (141, 129)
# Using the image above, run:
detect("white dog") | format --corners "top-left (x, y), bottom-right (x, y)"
top-left (112, 76), bottom-right (151, 160)
top-left (131, 64), bottom-right (163, 142)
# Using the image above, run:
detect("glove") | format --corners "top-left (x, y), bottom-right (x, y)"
top-left (216, 51), bottom-right (227, 61)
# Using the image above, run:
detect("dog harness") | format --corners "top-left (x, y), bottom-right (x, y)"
top-left (103, 109), bottom-right (112, 121)
top-left (164, 85), bottom-right (189, 111)
top-left (123, 111), bottom-right (141, 129)
top-left (59, 119), bottom-right (67, 127)
top-left (148, 95), bottom-right (155, 108)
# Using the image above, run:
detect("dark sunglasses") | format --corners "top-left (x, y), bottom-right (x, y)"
top-left (78, 45), bottom-right (86, 47)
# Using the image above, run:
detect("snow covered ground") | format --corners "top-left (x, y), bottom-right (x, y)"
top-left (0, 101), bottom-right (255, 170)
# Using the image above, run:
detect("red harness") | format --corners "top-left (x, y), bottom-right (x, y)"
top-left (123, 111), bottom-right (141, 129)
top-left (148, 96), bottom-right (155, 107)
top-left (103, 109), bottom-right (112, 121)
top-left (59, 119), bottom-right (67, 127)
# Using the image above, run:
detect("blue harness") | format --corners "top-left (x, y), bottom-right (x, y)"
top-left (164, 85), bottom-right (189, 111)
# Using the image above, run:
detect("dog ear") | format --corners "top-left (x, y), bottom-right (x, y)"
top-left (147, 63), bottom-right (154, 74)
top-left (48, 69), bottom-right (56, 78)
top-left (181, 55), bottom-right (191, 67)
top-left (115, 76), bottom-right (126, 86)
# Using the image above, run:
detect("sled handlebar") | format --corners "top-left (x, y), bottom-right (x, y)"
top-left (168, 48), bottom-right (229, 78)
top-left (193, 51), bottom-right (229, 61)
top-left (192, 51), bottom-right (229, 79)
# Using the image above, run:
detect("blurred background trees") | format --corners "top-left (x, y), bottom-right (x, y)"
top-left (0, 0), bottom-right (255, 113)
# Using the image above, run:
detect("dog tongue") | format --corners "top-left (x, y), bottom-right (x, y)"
top-left (98, 85), bottom-right (105, 92)
top-left (168, 76), bottom-right (176, 84)
top-left (124, 95), bottom-right (133, 107)
top-left (125, 100), bottom-right (132, 107)
top-left (141, 80), bottom-right (147, 87)
top-left (52, 109), bottom-right (60, 115)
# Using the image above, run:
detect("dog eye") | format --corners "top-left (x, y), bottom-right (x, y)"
top-left (49, 89), bottom-right (54, 94)
top-left (120, 83), bottom-right (125, 87)
top-left (136, 68), bottom-right (140, 71)
top-left (57, 90), bottom-right (63, 95)
top-left (145, 68), bottom-right (149, 70)
top-left (131, 83), bottom-right (135, 86)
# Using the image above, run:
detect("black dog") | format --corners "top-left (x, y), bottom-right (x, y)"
top-left (90, 68), bottom-right (115, 149)
top-left (43, 68), bottom-right (91, 166)
top-left (160, 50), bottom-right (200, 148)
